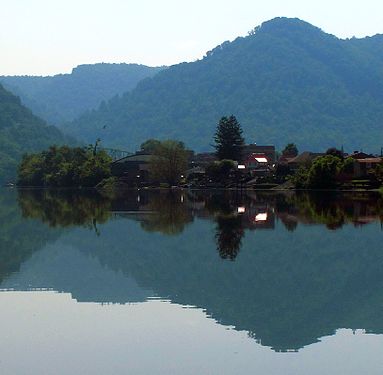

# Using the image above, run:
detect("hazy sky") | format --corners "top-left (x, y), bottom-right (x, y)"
top-left (2, 0), bottom-right (383, 76)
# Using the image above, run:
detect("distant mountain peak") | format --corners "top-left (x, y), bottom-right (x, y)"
top-left (248, 17), bottom-right (327, 39)
top-left (262, 17), bottom-right (312, 27)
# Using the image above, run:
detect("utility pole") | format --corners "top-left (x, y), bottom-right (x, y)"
top-left (93, 138), bottom-right (101, 156)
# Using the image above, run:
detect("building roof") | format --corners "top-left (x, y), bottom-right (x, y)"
top-left (288, 152), bottom-right (324, 165)
top-left (255, 157), bottom-right (268, 163)
top-left (348, 152), bottom-right (374, 160)
top-left (113, 153), bottom-right (152, 164)
top-left (243, 144), bottom-right (275, 150)
top-left (278, 156), bottom-right (295, 164)
top-left (191, 153), bottom-right (217, 164)
top-left (355, 157), bottom-right (382, 164)
top-left (246, 153), bottom-right (269, 163)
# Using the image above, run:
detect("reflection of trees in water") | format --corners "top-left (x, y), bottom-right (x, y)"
top-left (203, 192), bottom-right (246, 260)
top-left (215, 215), bottom-right (245, 260)
top-left (0, 190), bottom-right (60, 283)
top-left (278, 192), bottom-right (383, 230)
top-left (281, 218), bottom-right (298, 232)
top-left (16, 188), bottom-right (383, 240)
top-left (18, 189), bottom-right (111, 230)
top-left (140, 191), bottom-right (193, 235)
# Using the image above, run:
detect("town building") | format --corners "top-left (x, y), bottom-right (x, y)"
top-left (111, 153), bottom-right (152, 185)
top-left (244, 153), bottom-right (271, 176)
top-left (353, 157), bottom-right (382, 178)
top-left (242, 144), bottom-right (276, 164)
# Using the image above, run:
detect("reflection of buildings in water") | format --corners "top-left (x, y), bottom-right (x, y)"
top-left (346, 200), bottom-right (381, 227)
top-left (109, 192), bottom-right (278, 231)
top-left (88, 190), bottom-right (382, 231)
top-left (110, 193), bottom-right (151, 213)
top-left (239, 205), bottom-right (275, 230)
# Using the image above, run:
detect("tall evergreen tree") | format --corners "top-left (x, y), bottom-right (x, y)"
top-left (213, 115), bottom-right (245, 161)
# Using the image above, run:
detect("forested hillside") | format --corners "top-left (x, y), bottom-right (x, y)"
top-left (0, 63), bottom-right (164, 125)
top-left (67, 18), bottom-right (383, 152)
top-left (0, 84), bottom-right (72, 183)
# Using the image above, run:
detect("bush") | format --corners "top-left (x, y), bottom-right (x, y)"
top-left (205, 160), bottom-right (236, 182)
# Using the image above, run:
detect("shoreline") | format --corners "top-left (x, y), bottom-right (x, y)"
top-left (3, 185), bottom-right (382, 194)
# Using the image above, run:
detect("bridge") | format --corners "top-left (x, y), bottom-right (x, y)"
top-left (100, 147), bottom-right (133, 161)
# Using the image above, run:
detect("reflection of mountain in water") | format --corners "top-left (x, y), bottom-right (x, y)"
top-left (0, 190), bottom-right (61, 283)
top-left (64, 217), bottom-right (383, 352)
top-left (2, 242), bottom-right (152, 304)
top-left (1, 189), bottom-right (383, 352)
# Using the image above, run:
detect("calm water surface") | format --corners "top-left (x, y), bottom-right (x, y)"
top-left (0, 188), bottom-right (382, 374)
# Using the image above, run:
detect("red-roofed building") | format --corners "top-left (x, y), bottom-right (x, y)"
top-left (245, 153), bottom-right (271, 176)
top-left (242, 144), bottom-right (276, 164)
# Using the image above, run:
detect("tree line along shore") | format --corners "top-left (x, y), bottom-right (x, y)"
top-left (15, 115), bottom-right (383, 192)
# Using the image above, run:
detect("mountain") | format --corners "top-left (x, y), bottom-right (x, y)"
top-left (0, 63), bottom-right (165, 125)
top-left (0, 83), bottom-right (72, 182)
top-left (67, 18), bottom-right (383, 152)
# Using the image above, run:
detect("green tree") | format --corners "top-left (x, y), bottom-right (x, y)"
top-left (205, 160), bottom-right (236, 183)
top-left (148, 140), bottom-right (189, 185)
top-left (291, 155), bottom-right (345, 189)
top-left (17, 145), bottom-right (112, 187)
top-left (213, 115), bottom-right (245, 161)
top-left (140, 139), bottom-right (161, 154)
top-left (307, 155), bottom-right (343, 189)
top-left (282, 143), bottom-right (298, 157)
top-left (369, 161), bottom-right (383, 186)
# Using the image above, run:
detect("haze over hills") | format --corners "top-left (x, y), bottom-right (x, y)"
top-left (0, 63), bottom-right (165, 125)
top-left (65, 17), bottom-right (383, 153)
top-left (0, 84), bottom-right (72, 182)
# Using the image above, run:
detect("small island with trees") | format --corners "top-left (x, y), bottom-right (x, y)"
top-left (16, 115), bottom-right (383, 192)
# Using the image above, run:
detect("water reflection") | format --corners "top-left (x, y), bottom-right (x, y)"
top-left (17, 189), bottom-right (383, 236)
top-left (1, 188), bottom-right (383, 353)
top-left (0, 190), bottom-right (60, 283)
top-left (18, 189), bottom-right (111, 230)
top-left (137, 191), bottom-right (193, 235)
top-left (215, 215), bottom-right (244, 260)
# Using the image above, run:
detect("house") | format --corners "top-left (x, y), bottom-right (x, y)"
top-left (244, 153), bottom-right (270, 176)
top-left (242, 144), bottom-right (276, 164)
top-left (190, 152), bottom-right (217, 167)
top-left (353, 157), bottom-right (382, 178)
top-left (348, 151), bottom-right (374, 160)
top-left (287, 152), bottom-right (325, 171)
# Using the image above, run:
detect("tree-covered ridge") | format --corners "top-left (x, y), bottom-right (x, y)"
top-left (0, 84), bottom-right (72, 183)
top-left (67, 18), bottom-right (383, 152)
top-left (0, 63), bottom-right (165, 125)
